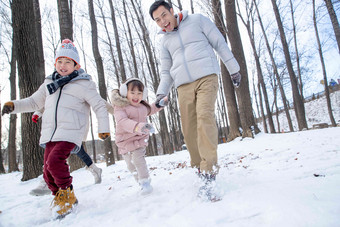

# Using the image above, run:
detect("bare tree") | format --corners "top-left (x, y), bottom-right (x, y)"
top-left (254, 0), bottom-right (294, 132)
top-left (12, 0), bottom-right (45, 180)
top-left (190, 0), bottom-right (195, 14)
top-left (108, 0), bottom-right (126, 81)
top-left (7, 31), bottom-right (19, 173)
top-left (211, 0), bottom-right (241, 141)
top-left (0, 86), bottom-right (5, 174)
top-left (237, 0), bottom-right (276, 133)
top-left (271, 0), bottom-right (308, 131)
top-left (289, 0), bottom-right (303, 99)
top-left (88, 0), bottom-right (115, 165)
top-left (122, 1), bottom-right (138, 78)
top-left (225, 0), bottom-right (260, 138)
top-left (312, 0), bottom-right (336, 127)
top-left (324, 0), bottom-right (340, 53)
top-left (57, 0), bottom-right (73, 40)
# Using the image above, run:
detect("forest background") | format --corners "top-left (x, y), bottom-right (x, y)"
top-left (0, 0), bottom-right (339, 180)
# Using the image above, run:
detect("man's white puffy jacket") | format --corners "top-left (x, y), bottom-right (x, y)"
top-left (11, 69), bottom-right (110, 148)
top-left (156, 11), bottom-right (240, 95)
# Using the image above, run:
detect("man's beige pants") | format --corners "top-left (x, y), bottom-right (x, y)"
top-left (122, 147), bottom-right (149, 182)
top-left (177, 74), bottom-right (219, 174)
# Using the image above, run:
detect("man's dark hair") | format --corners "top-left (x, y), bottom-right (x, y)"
top-left (149, 0), bottom-right (172, 20)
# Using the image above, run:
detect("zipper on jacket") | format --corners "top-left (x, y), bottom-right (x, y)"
top-left (176, 31), bottom-right (193, 82)
top-left (49, 86), bottom-right (64, 141)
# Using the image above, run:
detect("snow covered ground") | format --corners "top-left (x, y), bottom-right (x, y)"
top-left (0, 91), bottom-right (340, 227)
top-left (1, 126), bottom-right (340, 226)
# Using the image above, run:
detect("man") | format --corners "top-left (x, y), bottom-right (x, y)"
top-left (149, 1), bottom-right (241, 201)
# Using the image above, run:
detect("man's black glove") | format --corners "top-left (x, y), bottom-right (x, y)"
top-left (231, 72), bottom-right (241, 88)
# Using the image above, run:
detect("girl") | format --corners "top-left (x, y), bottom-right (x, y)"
top-left (111, 78), bottom-right (167, 195)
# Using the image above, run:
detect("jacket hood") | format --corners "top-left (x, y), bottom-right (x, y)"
top-left (158, 10), bottom-right (188, 34)
top-left (111, 89), bottom-right (130, 107)
top-left (46, 68), bottom-right (92, 81)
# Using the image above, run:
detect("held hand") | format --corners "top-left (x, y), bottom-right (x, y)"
top-left (2, 102), bottom-right (14, 116)
top-left (231, 72), bottom-right (241, 88)
top-left (32, 114), bottom-right (40, 123)
top-left (158, 96), bottom-right (169, 107)
top-left (155, 94), bottom-right (166, 108)
top-left (99, 133), bottom-right (110, 140)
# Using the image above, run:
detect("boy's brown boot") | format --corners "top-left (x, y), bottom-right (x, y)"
top-left (52, 187), bottom-right (78, 217)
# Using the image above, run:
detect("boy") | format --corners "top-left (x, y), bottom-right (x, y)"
top-left (2, 39), bottom-right (110, 217)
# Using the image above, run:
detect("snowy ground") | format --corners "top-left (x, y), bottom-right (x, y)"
top-left (1, 90), bottom-right (340, 226)
top-left (1, 126), bottom-right (340, 227)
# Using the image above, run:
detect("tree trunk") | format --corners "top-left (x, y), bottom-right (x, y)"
top-left (7, 31), bottom-right (19, 173)
top-left (211, 0), bottom-right (241, 141)
top-left (190, 0), bottom-right (194, 14)
top-left (258, 83), bottom-right (268, 133)
top-left (324, 0), bottom-right (340, 53)
top-left (123, 1), bottom-right (138, 77)
top-left (0, 87), bottom-right (5, 174)
top-left (88, 0), bottom-right (115, 165)
top-left (108, 0), bottom-right (126, 81)
top-left (57, 0), bottom-right (73, 40)
top-left (177, 0), bottom-right (183, 11)
top-left (271, 0), bottom-right (308, 131)
top-left (289, 0), bottom-right (303, 99)
top-left (254, 0), bottom-right (294, 132)
top-left (12, 0), bottom-right (45, 180)
top-left (225, 0), bottom-right (260, 138)
top-left (313, 0), bottom-right (336, 127)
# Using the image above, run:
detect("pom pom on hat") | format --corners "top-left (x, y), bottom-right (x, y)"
top-left (55, 39), bottom-right (80, 66)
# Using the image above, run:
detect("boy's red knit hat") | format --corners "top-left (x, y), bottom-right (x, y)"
top-left (55, 39), bottom-right (80, 66)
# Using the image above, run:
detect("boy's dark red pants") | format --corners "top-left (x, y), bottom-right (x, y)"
top-left (43, 141), bottom-right (75, 194)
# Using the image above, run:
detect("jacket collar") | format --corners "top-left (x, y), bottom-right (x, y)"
top-left (46, 68), bottom-right (91, 81)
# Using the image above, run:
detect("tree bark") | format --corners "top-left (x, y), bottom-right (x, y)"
top-left (88, 0), bottom-right (115, 165)
top-left (271, 0), bottom-right (308, 131)
top-left (12, 0), bottom-right (45, 180)
top-left (57, 0), bottom-right (73, 40)
top-left (313, 0), bottom-right (336, 127)
top-left (225, 0), bottom-right (260, 138)
top-left (324, 0), bottom-right (340, 53)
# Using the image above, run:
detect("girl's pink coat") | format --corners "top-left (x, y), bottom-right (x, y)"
top-left (111, 89), bottom-right (162, 154)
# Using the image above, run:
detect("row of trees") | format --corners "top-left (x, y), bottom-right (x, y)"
top-left (0, 0), bottom-right (338, 179)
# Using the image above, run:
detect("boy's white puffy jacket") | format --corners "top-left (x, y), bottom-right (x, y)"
top-left (11, 69), bottom-right (110, 148)
top-left (156, 10), bottom-right (240, 95)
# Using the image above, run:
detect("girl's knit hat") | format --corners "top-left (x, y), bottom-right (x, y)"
top-left (55, 39), bottom-right (80, 66)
